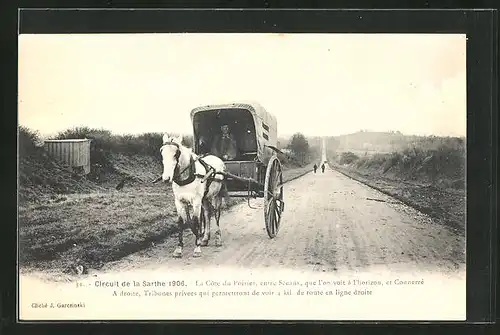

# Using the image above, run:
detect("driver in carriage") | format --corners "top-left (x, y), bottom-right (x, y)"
top-left (211, 124), bottom-right (238, 161)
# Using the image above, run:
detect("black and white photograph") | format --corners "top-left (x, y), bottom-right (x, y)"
top-left (18, 32), bottom-right (466, 320)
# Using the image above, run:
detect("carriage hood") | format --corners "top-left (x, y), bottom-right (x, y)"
top-left (190, 102), bottom-right (278, 163)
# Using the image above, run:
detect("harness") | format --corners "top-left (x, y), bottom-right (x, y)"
top-left (173, 155), bottom-right (199, 186)
top-left (162, 141), bottom-right (221, 200)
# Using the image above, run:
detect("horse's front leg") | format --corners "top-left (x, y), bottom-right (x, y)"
top-left (173, 199), bottom-right (187, 258)
top-left (191, 199), bottom-right (203, 257)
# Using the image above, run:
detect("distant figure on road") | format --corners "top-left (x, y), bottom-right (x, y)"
top-left (313, 164), bottom-right (318, 173)
top-left (321, 163), bottom-right (325, 173)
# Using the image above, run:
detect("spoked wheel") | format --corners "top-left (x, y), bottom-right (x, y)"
top-left (264, 155), bottom-right (284, 239)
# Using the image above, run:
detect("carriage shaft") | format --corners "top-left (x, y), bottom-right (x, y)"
top-left (217, 171), bottom-right (262, 186)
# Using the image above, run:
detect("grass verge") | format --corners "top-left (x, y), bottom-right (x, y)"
top-left (19, 161), bottom-right (315, 274)
top-left (330, 162), bottom-right (465, 235)
top-left (19, 186), bottom-right (178, 272)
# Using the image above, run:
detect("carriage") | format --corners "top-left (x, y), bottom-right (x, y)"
top-left (190, 102), bottom-right (285, 238)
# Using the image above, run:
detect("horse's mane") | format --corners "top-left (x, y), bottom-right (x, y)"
top-left (178, 144), bottom-right (198, 161)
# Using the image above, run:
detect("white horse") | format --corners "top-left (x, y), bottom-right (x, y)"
top-left (160, 134), bottom-right (227, 258)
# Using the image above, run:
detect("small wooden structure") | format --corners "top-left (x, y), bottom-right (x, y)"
top-left (43, 139), bottom-right (92, 175)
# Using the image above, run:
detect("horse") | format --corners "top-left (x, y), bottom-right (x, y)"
top-left (160, 134), bottom-right (227, 258)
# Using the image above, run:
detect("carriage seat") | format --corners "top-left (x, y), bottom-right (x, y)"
top-left (238, 129), bottom-right (258, 159)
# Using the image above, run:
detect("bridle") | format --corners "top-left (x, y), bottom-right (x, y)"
top-left (160, 141), bottom-right (215, 188)
top-left (159, 140), bottom-right (224, 202)
top-left (160, 140), bottom-right (181, 157)
top-left (160, 141), bottom-right (196, 186)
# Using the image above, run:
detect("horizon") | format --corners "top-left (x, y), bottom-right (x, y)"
top-left (21, 124), bottom-right (465, 142)
top-left (19, 33), bottom-right (466, 138)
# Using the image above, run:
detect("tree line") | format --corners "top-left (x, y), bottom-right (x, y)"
top-left (283, 132), bottom-right (321, 165)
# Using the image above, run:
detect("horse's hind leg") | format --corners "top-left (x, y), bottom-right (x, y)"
top-left (213, 194), bottom-right (223, 247)
top-left (173, 200), bottom-right (187, 258)
top-left (201, 200), bottom-right (212, 247)
top-left (191, 199), bottom-right (203, 257)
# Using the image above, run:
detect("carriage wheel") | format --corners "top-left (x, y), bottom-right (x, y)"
top-left (264, 155), bottom-right (284, 239)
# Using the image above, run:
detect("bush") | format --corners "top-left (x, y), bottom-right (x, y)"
top-left (54, 127), bottom-right (113, 151)
top-left (54, 127), bottom-right (163, 155)
top-left (276, 150), bottom-right (303, 168)
top-left (18, 126), bottom-right (41, 157)
top-left (382, 152), bottom-right (402, 173)
top-left (416, 145), bottom-right (465, 181)
top-left (338, 135), bottom-right (465, 189)
top-left (182, 135), bottom-right (193, 149)
top-left (339, 152), bottom-right (359, 165)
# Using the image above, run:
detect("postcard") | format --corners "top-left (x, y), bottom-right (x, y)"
top-left (18, 32), bottom-right (466, 321)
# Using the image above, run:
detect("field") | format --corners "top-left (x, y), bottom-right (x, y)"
top-left (18, 126), bottom-right (316, 275)
top-left (328, 135), bottom-right (466, 234)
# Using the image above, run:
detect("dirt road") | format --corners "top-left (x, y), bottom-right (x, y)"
top-left (19, 163), bottom-right (466, 321)
top-left (100, 163), bottom-right (465, 276)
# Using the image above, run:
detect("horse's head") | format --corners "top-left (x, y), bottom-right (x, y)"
top-left (160, 134), bottom-right (183, 183)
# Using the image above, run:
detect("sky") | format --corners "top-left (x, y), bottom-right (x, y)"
top-left (18, 33), bottom-right (466, 138)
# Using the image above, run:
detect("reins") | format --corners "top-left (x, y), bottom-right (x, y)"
top-left (148, 140), bottom-right (249, 210)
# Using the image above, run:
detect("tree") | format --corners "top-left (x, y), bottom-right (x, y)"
top-left (288, 133), bottom-right (309, 164)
